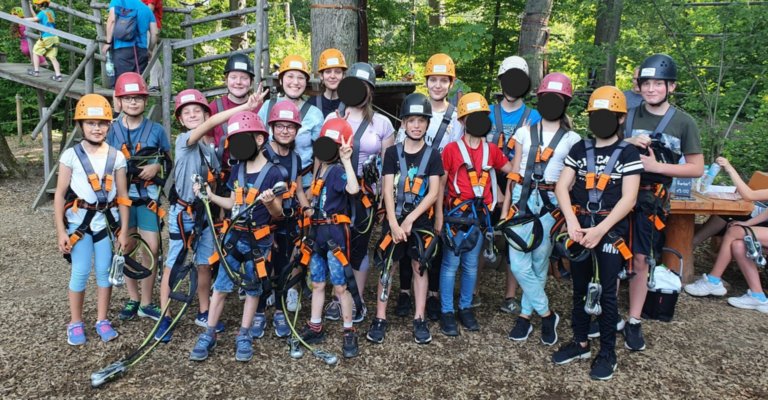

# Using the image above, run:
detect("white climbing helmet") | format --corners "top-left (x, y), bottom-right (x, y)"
top-left (497, 56), bottom-right (529, 77)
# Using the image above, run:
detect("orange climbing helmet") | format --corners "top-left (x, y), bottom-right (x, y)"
top-left (74, 94), bottom-right (113, 122)
top-left (114, 72), bottom-right (149, 97)
top-left (279, 55), bottom-right (311, 80)
top-left (457, 92), bottom-right (490, 119)
top-left (587, 86), bottom-right (627, 113)
top-left (317, 48), bottom-right (348, 72)
top-left (425, 53), bottom-right (456, 79)
top-left (174, 89), bottom-right (210, 118)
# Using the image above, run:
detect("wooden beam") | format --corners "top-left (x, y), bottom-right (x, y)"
top-left (89, 3), bottom-right (192, 13)
top-left (180, 48), bottom-right (255, 68)
top-left (184, 13), bottom-right (195, 87)
top-left (48, 2), bottom-right (101, 24)
top-left (0, 12), bottom-right (93, 46)
top-left (179, 5), bottom-right (263, 28)
top-left (171, 24), bottom-right (257, 50)
top-left (162, 40), bottom-right (172, 143)
top-left (23, 31), bottom-right (106, 61)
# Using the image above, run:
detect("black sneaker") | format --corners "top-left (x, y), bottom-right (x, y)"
top-left (457, 308), bottom-right (479, 331)
top-left (413, 318), bottom-right (432, 344)
top-left (587, 319), bottom-right (600, 339)
top-left (540, 312), bottom-right (560, 346)
top-left (298, 324), bottom-right (326, 345)
top-left (426, 296), bottom-right (440, 321)
top-left (366, 318), bottom-right (387, 344)
top-left (590, 354), bottom-right (618, 381)
top-left (508, 316), bottom-right (533, 341)
top-left (352, 303), bottom-right (368, 324)
top-left (624, 321), bottom-right (646, 351)
top-left (342, 330), bottom-right (359, 358)
top-left (440, 312), bottom-right (459, 337)
top-left (552, 341), bottom-right (591, 365)
top-left (395, 292), bottom-right (412, 317)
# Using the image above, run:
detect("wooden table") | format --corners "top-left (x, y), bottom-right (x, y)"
top-left (667, 192), bottom-right (753, 283)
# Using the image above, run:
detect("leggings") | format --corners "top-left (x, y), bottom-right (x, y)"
top-left (68, 226), bottom-right (113, 292)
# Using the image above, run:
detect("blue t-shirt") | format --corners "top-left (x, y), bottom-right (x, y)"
top-left (487, 103), bottom-right (542, 160)
top-left (109, 0), bottom-right (156, 49)
top-left (227, 162), bottom-right (284, 226)
top-left (37, 9), bottom-right (56, 38)
top-left (314, 163), bottom-right (348, 216)
top-left (107, 117), bottom-right (170, 200)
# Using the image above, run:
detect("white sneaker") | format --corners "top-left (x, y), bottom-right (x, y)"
top-left (616, 318), bottom-right (626, 332)
top-left (286, 288), bottom-right (299, 312)
top-left (727, 291), bottom-right (768, 310)
top-left (684, 274), bottom-right (727, 297)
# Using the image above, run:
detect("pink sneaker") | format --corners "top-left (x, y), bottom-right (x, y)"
top-left (95, 320), bottom-right (119, 342)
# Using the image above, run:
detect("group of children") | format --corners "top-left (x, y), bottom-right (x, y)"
top-left (56, 48), bottom-right (767, 381)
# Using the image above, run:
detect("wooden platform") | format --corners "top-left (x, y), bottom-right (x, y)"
top-left (0, 63), bottom-right (112, 99)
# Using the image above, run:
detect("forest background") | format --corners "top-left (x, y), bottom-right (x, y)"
top-left (0, 0), bottom-right (766, 180)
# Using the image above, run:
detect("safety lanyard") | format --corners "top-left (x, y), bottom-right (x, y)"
top-left (584, 139), bottom-right (628, 224)
top-left (394, 143), bottom-right (433, 218)
top-left (431, 103), bottom-right (455, 150)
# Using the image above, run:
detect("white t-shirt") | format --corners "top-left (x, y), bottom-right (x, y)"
top-left (513, 124), bottom-right (581, 183)
top-left (60, 145), bottom-right (127, 232)
top-left (395, 107), bottom-right (464, 152)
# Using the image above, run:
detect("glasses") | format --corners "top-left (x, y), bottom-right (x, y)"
top-left (121, 96), bottom-right (146, 103)
top-left (273, 123), bottom-right (297, 133)
top-left (83, 121), bottom-right (110, 129)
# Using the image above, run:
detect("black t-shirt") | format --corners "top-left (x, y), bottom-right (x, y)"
top-left (308, 95), bottom-right (342, 118)
top-left (564, 139), bottom-right (644, 209)
top-left (382, 144), bottom-right (444, 179)
top-left (265, 144), bottom-right (303, 182)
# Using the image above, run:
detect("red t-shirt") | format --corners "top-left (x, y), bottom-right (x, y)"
top-left (208, 95), bottom-right (243, 164)
top-left (142, 0), bottom-right (163, 30)
top-left (442, 137), bottom-right (508, 205)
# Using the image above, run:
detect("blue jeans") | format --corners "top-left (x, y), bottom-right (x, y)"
top-left (439, 235), bottom-right (483, 313)
top-left (213, 234), bottom-right (271, 297)
top-left (507, 185), bottom-right (557, 316)
top-left (67, 223), bottom-right (112, 292)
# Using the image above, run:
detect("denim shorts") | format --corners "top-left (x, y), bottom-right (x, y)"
top-left (213, 235), bottom-right (271, 297)
top-left (128, 204), bottom-right (162, 232)
top-left (165, 204), bottom-right (214, 269)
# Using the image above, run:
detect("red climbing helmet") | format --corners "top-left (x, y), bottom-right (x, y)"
top-left (267, 101), bottom-right (303, 128)
top-left (537, 72), bottom-right (573, 99)
top-left (226, 111), bottom-right (268, 139)
top-left (319, 117), bottom-right (353, 147)
top-left (174, 89), bottom-right (210, 118)
top-left (114, 72), bottom-right (149, 97)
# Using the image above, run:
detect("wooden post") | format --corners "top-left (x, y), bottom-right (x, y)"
top-left (254, 0), bottom-right (265, 86)
top-left (162, 39), bottom-right (172, 142)
top-left (92, 7), bottom-right (108, 88)
top-left (663, 214), bottom-right (695, 283)
top-left (184, 13), bottom-right (194, 88)
top-left (85, 56), bottom-right (94, 93)
top-left (16, 94), bottom-right (23, 143)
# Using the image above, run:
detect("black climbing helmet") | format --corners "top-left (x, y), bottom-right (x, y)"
top-left (400, 93), bottom-right (432, 119)
top-left (224, 53), bottom-right (255, 78)
top-left (638, 53), bottom-right (677, 83)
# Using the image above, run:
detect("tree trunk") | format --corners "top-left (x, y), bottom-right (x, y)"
top-left (518, 0), bottom-right (553, 92)
top-left (0, 134), bottom-right (23, 178)
top-left (485, 0), bottom-right (502, 99)
top-left (229, 0), bottom-right (247, 51)
top-left (428, 0), bottom-right (443, 26)
top-left (591, 0), bottom-right (624, 87)
top-left (310, 0), bottom-right (359, 72)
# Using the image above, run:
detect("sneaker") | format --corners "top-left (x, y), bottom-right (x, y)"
top-left (118, 300), bottom-right (140, 321)
top-left (250, 313), bottom-right (267, 339)
top-left (440, 312), bottom-right (460, 337)
top-left (238, 288), bottom-right (246, 301)
top-left (153, 316), bottom-right (173, 343)
top-left (352, 303), bottom-right (368, 324)
top-left (588, 318), bottom-right (626, 339)
top-left (684, 274), bottom-right (727, 297)
top-left (189, 332), bottom-right (216, 361)
top-left (194, 311), bottom-right (225, 333)
top-left (508, 316), bottom-right (533, 341)
top-left (470, 293), bottom-right (483, 309)
top-left (286, 288), bottom-right (299, 312)
top-left (67, 322), bottom-right (86, 346)
top-left (727, 291), bottom-right (768, 310)
top-left (395, 292), bottom-right (412, 317)
top-left (499, 297), bottom-right (520, 314)
top-left (552, 341), bottom-right (591, 365)
top-left (590, 354), bottom-right (618, 381)
top-left (413, 318), bottom-right (432, 344)
top-left (540, 312), bottom-right (560, 346)
top-left (235, 334), bottom-right (253, 362)
top-left (138, 303), bottom-right (162, 321)
top-left (273, 312), bottom-right (290, 338)
top-left (366, 318), bottom-right (387, 344)
top-left (457, 308), bottom-right (479, 331)
top-left (324, 298), bottom-right (341, 321)
top-left (426, 296), bottom-right (440, 321)
top-left (298, 324), bottom-right (326, 345)
top-left (342, 330), bottom-right (360, 358)
top-left (624, 321), bottom-right (646, 351)
top-left (95, 319), bottom-right (119, 342)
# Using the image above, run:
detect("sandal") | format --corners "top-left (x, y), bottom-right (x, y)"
top-left (27, 69), bottom-right (40, 77)
top-left (51, 75), bottom-right (63, 82)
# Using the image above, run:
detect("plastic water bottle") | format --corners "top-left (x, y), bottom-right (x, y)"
top-left (105, 51), bottom-right (115, 77)
top-left (700, 163), bottom-right (721, 193)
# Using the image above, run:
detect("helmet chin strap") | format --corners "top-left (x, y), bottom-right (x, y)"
top-left (83, 138), bottom-right (104, 146)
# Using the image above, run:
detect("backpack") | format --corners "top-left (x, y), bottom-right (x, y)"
top-left (113, 1), bottom-right (139, 43)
